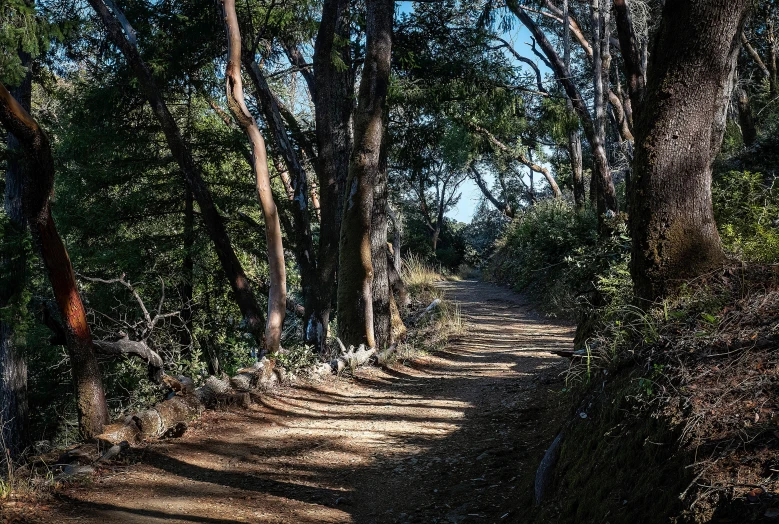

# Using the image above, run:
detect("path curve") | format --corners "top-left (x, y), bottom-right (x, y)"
top-left (50, 280), bottom-right (574, 524)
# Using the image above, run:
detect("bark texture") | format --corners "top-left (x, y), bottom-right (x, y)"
top-left (311, 0), bottom-right (355, 352)
top-left (336, 0), bottom-right (393, 348)
top-left (88, 0), bottom-right (266, 345)
top-left (1, 62), bottom-right (31, 461)
top-left (629, 0), bottom-right (751, 302)
top-left (371, 147), bottom-right (391, 350)
top-left (562, 0), bottom-right (585, 209)
top-left (222, 0), bottom-right (286, 352)
top-left (0, 82), bottom-right (109, 438)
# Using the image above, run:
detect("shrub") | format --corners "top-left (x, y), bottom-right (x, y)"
top-left (487, 200), bottom-right (629, 318)
top-left (712, 170), bottom-right (779, 262)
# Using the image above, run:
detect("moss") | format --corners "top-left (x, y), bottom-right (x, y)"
top-left (532, 370), bottom-right (692, 524)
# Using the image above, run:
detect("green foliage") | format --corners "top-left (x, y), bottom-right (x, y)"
top-left (712, 170), bottom-right (779, 262)
top-left (0, 213), bottom-right (34, 343)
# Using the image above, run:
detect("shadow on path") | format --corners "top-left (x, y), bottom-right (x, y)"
top-left (49, 280), bottom-right (574, 524)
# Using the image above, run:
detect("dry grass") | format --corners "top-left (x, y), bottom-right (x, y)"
top-left (384, 255), bottom-right (467, 366)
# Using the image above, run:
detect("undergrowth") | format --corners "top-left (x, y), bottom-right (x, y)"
top-left (381, 254), bottom-right (465, 366)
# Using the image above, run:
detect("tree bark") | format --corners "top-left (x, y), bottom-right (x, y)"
top-left (371, 149), bottom-right (391, 350)
top-left (336, 0), bottom-right (393, 348)
top-left (87, 0), bottom-right (267, 346)
top-left (562, 0), bottom-right (585, 209)
top-left (222, 0), bottom-right (286, 352)
top-left (591, 0), bottom-right (617, 226)
top-left (613, 0), bottom-right (645, 117)
top-left (0, 82), bottom-right (109, 438)
top-left (179, 187), bottom-right (194, 357)
top-left (243, 59), bottom-right (317, 351)
top-left (311, 0), bottom-right (355, 352)
top-left (629, 0), bottom-right (750, 303)
top-left (1, 58), bottom-right (31, 461)
top-left (737, 85), bottom-right (757, 146)
top-left (511, 3), bottom-right (616, 216)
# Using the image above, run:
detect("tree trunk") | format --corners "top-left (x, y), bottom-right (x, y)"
top-left (512, 4), bottom-right (616, 216)
top-left (562, 0), bottom-right (585, 209)
top-left (222, 0), bottom-right (286, 353)
top-left (337, 0), bottom-right (393, 348)
top-left (0, 82), bottom-right (109, 438)
top-left (629, 0), bottom-right (751, 303)
top-left (591, 0), bottom-right (617, 225)
top-left (243, 59), bottom-right (317, 352)
top-left (768, 13), bottom-right (778, 98)
top-left (371, 145), bottom-right (391, 350)
top-left (87, 0), bottom-right (267, 346)
top-left (311, 0), bottom-right (355, 352)
top-left (1, 59), bottom-right (31, 462)
top-left (179, 187), bottom-right (194, 356)
top-left (737, 85), bottom-right (757, 147)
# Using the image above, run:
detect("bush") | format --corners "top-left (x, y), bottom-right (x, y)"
top-left (712, 170), bottom-right (779, 262)
top-left (487, 200), bottom-right (629, 318)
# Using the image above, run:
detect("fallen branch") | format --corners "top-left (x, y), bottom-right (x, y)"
top-left (94, 335), bottom-right (164, 382)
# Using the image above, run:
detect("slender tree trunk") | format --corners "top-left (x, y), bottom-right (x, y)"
top-left (311, 0), bottom-right (354, 352)
top-left (512, 4), bottom-right (616, 217)
top-left (1, 61), bottom-right (31, 462)
top-left (87, 0), bottom-right (266, 345)
top-left (179, 187), bottom-right (194, 356)
top-left (630, 0), bottom-right (751, 303)
top-left (737, 85), bottom-right (757, 147)
top-left (337, 0), bottom-right (393, 348)
top-left (222, 0), bottom-right (286, 352)
top-left (768, 14), bottom-right (778, 98)
top-left (0, 82), bottom-right (109, 438)
top-left (387, 203), bottom-right (403, 270)
top-left (243, 59), bottom-right (317, 351)
top-left (562, 0), bottom-right (585, 209)
top-left (591, 0), bottom-right (617, 225)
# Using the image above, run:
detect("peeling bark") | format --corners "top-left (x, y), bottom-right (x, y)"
top-left (0, 82), bottom-right (109, 438)
top-left (221, 0), bottom-right (286, 352)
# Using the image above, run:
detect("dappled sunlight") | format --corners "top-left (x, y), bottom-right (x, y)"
top-left (51, 281), bottom-right (574, 523)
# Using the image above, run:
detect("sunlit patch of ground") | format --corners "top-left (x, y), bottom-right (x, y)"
top-left (43, 280), bottom-right (574, 524)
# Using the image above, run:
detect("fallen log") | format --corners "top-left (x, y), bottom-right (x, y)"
top-left (96, 357), bottom-right (282, 445)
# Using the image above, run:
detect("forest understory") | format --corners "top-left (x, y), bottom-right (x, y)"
top-left (1, 279), bottom-right (574, 524)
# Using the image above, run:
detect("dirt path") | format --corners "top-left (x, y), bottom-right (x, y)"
top-left (48, 280), bottom-right (574, 524)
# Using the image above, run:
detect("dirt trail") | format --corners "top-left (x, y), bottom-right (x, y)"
top-left (49, 280), bottom-right (574, 523)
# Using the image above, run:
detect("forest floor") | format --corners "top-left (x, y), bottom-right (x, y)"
top-left (42, 280), bottom-right (574, 523)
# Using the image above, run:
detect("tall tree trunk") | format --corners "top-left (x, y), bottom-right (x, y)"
top-left (591, 0), bottom-right (617, 225)
top-left (222, 0), bottom-right (286, 352)
top-left (87, 0), bottom-right (266, 346)
top-left (629, 0), bottom-right (751, 303)
top-left (337, 0), bottom-right (393, 348)
top-left (179, 187), bottom-right (194, 356)
top-left (0, 82), bottom-right (109, 438)
top-left (562, 0), bottom-right (585, 209)
top-left (1, 58), bottom-right (31, 462)
top-left (512, 3), bottom-right (616, 217)
top-left (311, 0), bottom-right (355, 352)
top-left (371, 145), bottom-right (391, 350)
top-left (768, 13), bottom-right (778, 98)
top-left (243, 59), bottom-right (317, 351)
